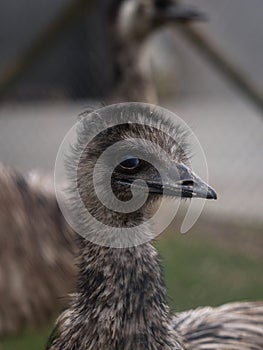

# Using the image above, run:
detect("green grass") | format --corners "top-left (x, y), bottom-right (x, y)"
top-left (157, 231), bottom-right (263, 312)
top-left (2, 230), bottom-right (263, 350)
top-left (1, 326), bottom-right (52, 350)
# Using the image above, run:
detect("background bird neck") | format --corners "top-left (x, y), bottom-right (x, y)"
top-left (109, 38), bottom-right (158, 103)
top-left (75, 240), bottom-right (182, 349)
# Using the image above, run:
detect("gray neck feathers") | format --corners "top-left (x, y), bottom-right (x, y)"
top-left (72, 239), bottom-right (183, 349)
top-left (49, 183), bottom-right (184, 348)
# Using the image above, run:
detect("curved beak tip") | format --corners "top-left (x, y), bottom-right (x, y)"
top-left (206, 186), bottom-right (217, 200)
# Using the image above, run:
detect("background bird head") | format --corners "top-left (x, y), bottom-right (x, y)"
top-left (110, 0), bottom-right (204, 43)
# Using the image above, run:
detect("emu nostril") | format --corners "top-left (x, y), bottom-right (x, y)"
top-left (182, 180), bottom-right (194, 187)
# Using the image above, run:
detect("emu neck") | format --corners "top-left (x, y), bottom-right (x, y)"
top-left (75, 239), bottom-right (183, 349)
top-left (109, 39), bottom-right (158, 103)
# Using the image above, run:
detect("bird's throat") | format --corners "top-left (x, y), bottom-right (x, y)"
top-left (74, 239), bottom-right (183, 349)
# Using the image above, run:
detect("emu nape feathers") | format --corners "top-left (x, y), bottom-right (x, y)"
top-left (0, 165), bottom-right (77, 336)
top-left (46, 103), bottom-right (263, 350)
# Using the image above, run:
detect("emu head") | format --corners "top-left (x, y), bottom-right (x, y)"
top-left (110, 0), bottom-right (204, 43)
top-left (71, 103), bottom-right (216, 243)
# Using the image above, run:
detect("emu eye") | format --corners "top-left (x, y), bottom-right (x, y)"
top-left (120, 156), bottom-right (140, 170)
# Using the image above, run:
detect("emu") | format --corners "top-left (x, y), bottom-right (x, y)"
top-left (0, 165), bottom-right (76, 336)
top-left (46, 103), bottom-right (263, 350)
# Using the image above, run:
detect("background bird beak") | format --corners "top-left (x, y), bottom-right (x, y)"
top-left (153, 1), bottom-right (206, 23)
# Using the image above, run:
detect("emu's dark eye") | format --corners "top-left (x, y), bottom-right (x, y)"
top-left (120, 156), bottom-right (140, 170)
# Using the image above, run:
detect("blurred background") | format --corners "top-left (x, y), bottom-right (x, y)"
top-left (0, 0), bottom-right (262, 349)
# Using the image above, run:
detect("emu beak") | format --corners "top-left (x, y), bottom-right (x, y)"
top-left (116, 163), bottom-right (216, 200)
top-left (148, 163), bottom-right (217, 200)
top-left (154, 1), bottom-right (206, 23)
top-left (165, 163), bottom-right (217, 199)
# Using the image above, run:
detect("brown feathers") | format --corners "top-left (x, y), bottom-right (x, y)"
top-left (0, 165), bottom-right (77, 336)
top-left (174, 301), bottom-right (263, 349)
